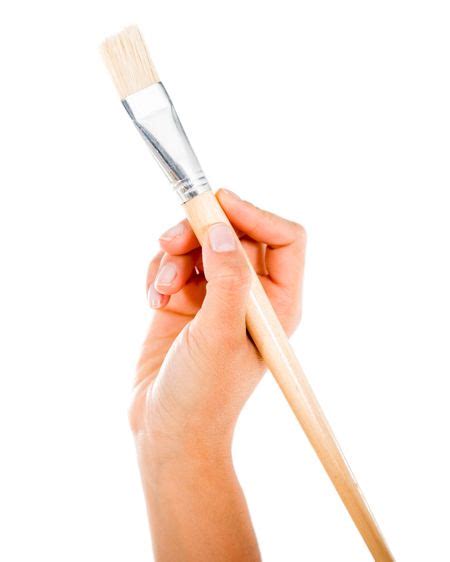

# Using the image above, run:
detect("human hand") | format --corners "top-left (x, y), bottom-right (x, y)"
top-left (130, 189), bottom-right (306, 462)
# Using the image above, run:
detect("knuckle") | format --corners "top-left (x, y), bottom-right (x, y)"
top-left (216, 262), bottom-right (251, 290)
top-left (285, 222), bottom-right (307, 254)
top-left (275, 290), bottom-right (303, 335)
top-left (292, 222), bottom-right (307, 245)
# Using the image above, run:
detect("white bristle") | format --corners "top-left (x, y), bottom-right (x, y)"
top-left (101, 26), bottom-right (159, 99)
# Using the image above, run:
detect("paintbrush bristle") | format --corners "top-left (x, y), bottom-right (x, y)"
top-left (101, 26), bottom-right (159, 99)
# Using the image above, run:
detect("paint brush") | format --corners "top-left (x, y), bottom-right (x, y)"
top-left (101, 25), bottom-right (394, 561)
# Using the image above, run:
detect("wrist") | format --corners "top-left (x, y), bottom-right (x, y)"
top-left (137, 431), bottom-right (235, 499)
top-left (136, 423), bottom-right (235, 472)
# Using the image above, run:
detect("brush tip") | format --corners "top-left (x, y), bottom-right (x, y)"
top-left (101, 25), bottom-right (159, 99)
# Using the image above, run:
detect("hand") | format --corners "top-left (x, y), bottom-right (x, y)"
top-left (130, 189), bottom-right (307, 461)
top-left (130, 189), bottom-right (306, 561)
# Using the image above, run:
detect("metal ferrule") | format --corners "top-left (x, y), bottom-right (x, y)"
top-left (123, 83), bottom-right (211, 203)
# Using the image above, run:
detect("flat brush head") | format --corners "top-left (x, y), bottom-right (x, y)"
top-left (101, 26), bottom-right (159, 100)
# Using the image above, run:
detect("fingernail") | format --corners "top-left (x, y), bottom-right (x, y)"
top-left (209, 223), bottom-right (236, 253)
top-left (155, 263), bottom-right (177, 287)
top-left (221, 188), bottom-right (240, 200)
top-left (148, 285), bottom-right (164, 308)
top-left (159, 222), bottom-right (185, 241)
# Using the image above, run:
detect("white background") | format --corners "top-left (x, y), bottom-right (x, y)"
top-left (1, 1), bottom-right (449, 560)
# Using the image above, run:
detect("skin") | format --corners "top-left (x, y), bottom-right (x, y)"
top-left (130, 188), bottom-right (306, 561)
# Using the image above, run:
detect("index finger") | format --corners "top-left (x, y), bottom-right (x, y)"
top-left (216, 189), bottom-right (306, 288)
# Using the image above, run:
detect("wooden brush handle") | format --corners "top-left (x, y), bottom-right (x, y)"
top-left (184, 191), bottom-right (394, 561)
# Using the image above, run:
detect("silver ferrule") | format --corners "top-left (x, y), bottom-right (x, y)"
top-left (123, 83), bottom-right (211, 203)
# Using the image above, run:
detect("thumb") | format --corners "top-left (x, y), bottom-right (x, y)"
top-left (195, 222), bottom-right (251, 339)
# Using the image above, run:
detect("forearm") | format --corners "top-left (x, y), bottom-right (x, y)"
top-left (138, 446), bottom-right (261, 562)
